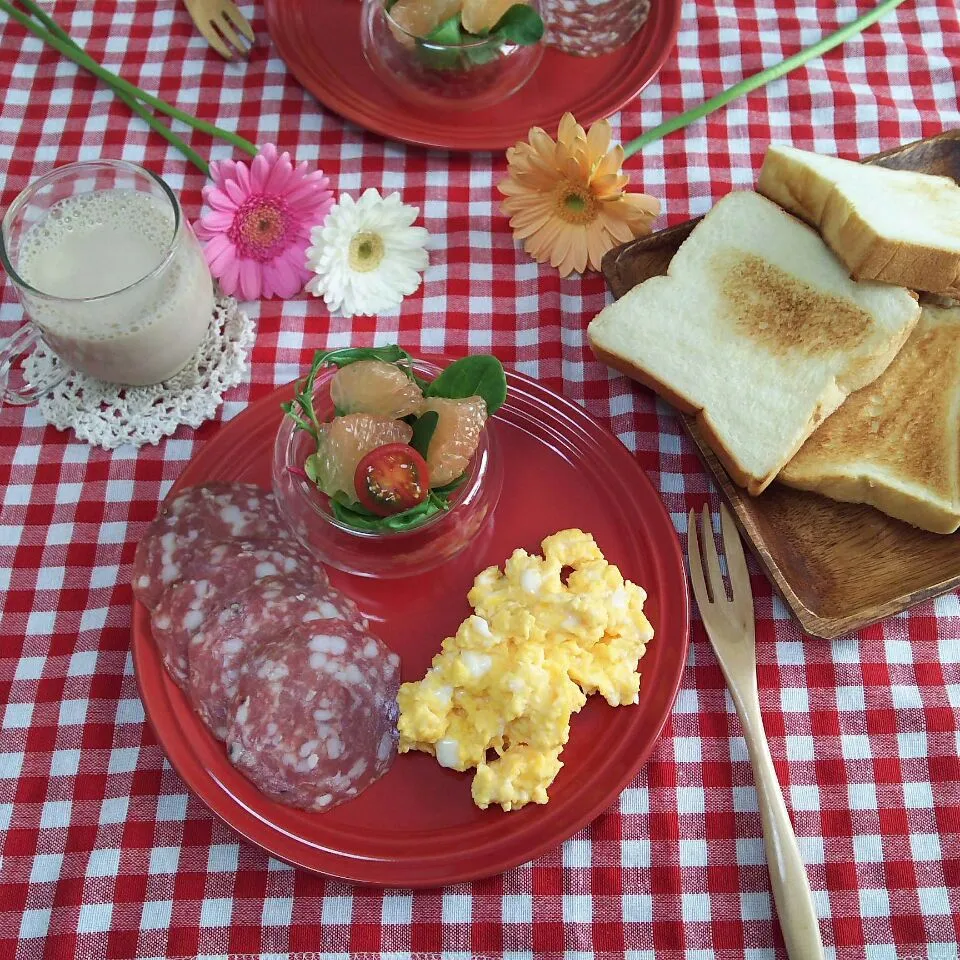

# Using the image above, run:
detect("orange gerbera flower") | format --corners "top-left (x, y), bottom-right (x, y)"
top-left (498, 113), bottom-right (660, 277)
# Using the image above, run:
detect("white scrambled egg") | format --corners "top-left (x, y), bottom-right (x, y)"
top-left (397, 529), bottom-right (655, 812)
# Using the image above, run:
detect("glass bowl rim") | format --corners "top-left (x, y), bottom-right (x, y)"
top-left (275, 357), bottom-right (493, 540)
top-left (377, 0), bottom-right (531, 49)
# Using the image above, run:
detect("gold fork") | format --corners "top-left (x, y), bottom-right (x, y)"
top-left (688, 504), bottom-right (824, 960)
top-left (182, 0), bottom-right (254, 60)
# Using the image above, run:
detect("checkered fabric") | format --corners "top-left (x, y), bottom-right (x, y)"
top-left (1, 0), bottom-right (959, 957)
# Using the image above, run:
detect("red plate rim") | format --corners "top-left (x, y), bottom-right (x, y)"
top-left (132, 360), bottom-right (690, 886)
top-left (263, 0), bottom-right (683, 152)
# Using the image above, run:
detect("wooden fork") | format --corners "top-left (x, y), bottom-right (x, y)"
top-left (687, 504), bottom-right (825, 960)
top-left (182, 0), bottom-right (254, 60)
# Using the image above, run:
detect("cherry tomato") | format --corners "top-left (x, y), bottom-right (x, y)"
top-left (354, 443), bottom-right (430, 517)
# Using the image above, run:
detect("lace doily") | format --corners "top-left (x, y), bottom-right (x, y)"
top-left (25, 296), bottom-right (255, 450)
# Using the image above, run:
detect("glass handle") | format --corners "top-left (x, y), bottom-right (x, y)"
top-left (0, 323), bottom-right (66, 406)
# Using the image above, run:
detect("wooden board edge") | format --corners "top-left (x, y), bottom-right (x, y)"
top-left (684, 414), bottom-right (960, 638)
top-left (796, 573), bottom-right (960, 638)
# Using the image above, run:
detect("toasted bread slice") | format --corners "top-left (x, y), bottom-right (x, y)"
top-left (780, 304), bottom-right (960, 534)
top-left (587, 191), bottom-right (920, 495)
top-left (758, 144), bottom-right (960, 296)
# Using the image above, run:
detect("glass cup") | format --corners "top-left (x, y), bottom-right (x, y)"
top-left (361, 0), bottom-right (544, 110)
top-left (0, 159), bottom-right (215, 405)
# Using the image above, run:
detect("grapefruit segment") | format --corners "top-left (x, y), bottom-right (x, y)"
top-left (315, 414), bottom-right (414, 503)
top-left (389, 0), bottom-right (462, 38)
top-left (330, 360), bottom-right (425, 419)
top-left (422, 396), bottom-right (487, 486)
top-left (461, 0), bottom-right (524, 34)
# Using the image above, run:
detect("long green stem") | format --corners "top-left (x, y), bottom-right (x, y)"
top-left (2, 0), bottom-right (258, 159)
top-left (14, 0), bottom-right (209, 174)
top-left (623, 0), bottom-right (910, 157)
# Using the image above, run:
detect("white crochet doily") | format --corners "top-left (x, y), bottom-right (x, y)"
top-left (25, 296), bottom-right (255, 450)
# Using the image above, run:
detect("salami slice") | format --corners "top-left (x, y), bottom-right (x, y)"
top-left (187, 576), bottom-right (363, 740)
top-left (151, 578), bottom-right (216, 688)
top-left (150, 537), bottom-right (325, 692)
top-left (132, 484), bottom-right (300, 609)
top-left (542, 0), bottom-right (651, 56)
top-left (225, 623), bottom-right (401, 812)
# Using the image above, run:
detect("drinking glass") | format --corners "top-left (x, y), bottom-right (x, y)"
top-left (0, 159), bottom-right (214, 405)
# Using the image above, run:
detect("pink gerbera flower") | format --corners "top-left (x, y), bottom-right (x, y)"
top-left (195, 144), bottom-right (334, 301)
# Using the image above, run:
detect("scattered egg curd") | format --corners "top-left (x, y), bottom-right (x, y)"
top-left (397, 529), bottom-right (655, 811)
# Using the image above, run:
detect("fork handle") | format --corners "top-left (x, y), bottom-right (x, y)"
top-left (732, 688), bottom-right (825, 960)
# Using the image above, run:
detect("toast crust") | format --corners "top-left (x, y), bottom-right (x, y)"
top-left (780, 470), bottom-right (960, 534)
top-left (591, 341), bottom-right (840, 496)
top-left (758, 147), bottom-right (960, 296)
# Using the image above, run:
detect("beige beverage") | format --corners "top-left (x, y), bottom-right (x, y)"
top-left (14, 188), bottom-right (214, 385)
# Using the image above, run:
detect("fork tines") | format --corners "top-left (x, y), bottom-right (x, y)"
top-left (687, 504), bottom-right (755, 637)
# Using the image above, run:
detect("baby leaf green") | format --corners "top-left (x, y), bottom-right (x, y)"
top-left (313, 345), bottom-right (413, 370)
top-left (410, 410), bottom-right (439, 460)
top-left (330, 496), bottom-right (445, 532)
top-left (424, 355), bottom-right (507, 414)
top-left (432, 474), bottom-right (467, 496)
top-left (491, 4), bottom-right (544, 44)
top-left (426, 12), bottom-right (463, 45)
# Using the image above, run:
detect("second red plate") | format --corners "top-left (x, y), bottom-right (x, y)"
top-left (264, 0), bottom-right (682, 152)
top-left (132, 361), bottom-right (689, 886)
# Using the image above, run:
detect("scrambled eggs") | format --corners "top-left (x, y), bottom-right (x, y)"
top-left (397, 529), bottom-right (654, 811)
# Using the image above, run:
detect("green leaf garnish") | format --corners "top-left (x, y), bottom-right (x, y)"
top-left (489, 4), bottom-right (543, 44)
top-left (331, 491), bottom-right (380, 518)
top-left (315, 345), bottom-right (415, 369)
top-left (433, 474), bottom-right (467, 496)
top-left (425, 354), bottom-right (507, 414)
top-left (425, 12), bottom-right (463, 45)
top-left (460, 40), bottom-right (503, 67)
top-left (410, 410), bottom-right (439, 460)
top-left (304, 454), bottom-right (319, 484)
top-left (330, 495), bottom-right (445, 533)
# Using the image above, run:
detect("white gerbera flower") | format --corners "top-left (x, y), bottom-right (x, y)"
top-left (305, 188), bottom-right (430, 318)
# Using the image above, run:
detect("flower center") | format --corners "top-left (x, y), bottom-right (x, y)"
top-left (555, 183), bottom-right (598, 225)
top-left (232, 196), bottom-right (289, 261)
top-left (348, 231), bottom-right (385, 273)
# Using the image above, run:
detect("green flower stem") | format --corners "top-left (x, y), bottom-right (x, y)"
top-left (1, 0), bottom-right (258, 160)
top-left (14, 0), bottom-right (209, 174)
top-left (623, 0), bottom-right (909, 157)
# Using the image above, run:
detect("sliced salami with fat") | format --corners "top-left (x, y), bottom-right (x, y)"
top-left (187, 576), bottom-right (363, 740)
top-left (225, 623), bottom-right (401, 812)
top-left (149, 537), bottom-right (324, 691)
top-left (151, 578), bottom-right (216, 688)
top-left (133, 484), bottom-right (304, 609)
top-left (542, 0), bottom-right (651, 56)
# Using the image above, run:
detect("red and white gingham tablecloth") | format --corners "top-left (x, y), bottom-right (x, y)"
top-left (1, 0), bottom-right (959, 957)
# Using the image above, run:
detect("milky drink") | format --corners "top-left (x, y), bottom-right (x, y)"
top-left (14, 189), bottom-right (213, 385)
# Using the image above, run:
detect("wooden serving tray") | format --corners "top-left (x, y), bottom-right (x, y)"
top-left (601, 131), bottom-right (960, 639)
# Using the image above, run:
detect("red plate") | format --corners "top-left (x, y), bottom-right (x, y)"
top-left (263, 0), bottom-right (682, 152)
top-left (132, 361), bottom-right (689, 886)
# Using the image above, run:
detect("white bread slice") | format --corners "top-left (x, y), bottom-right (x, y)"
top-left (587, 191), bottom-right (920, 495)
top-left (780, 304), bottom-right (960, 534)
top-left (758, 144), bottom-right (960, 296)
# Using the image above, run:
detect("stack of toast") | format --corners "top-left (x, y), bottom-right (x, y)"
top-left (588, 144), bottom-right (960, 535)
